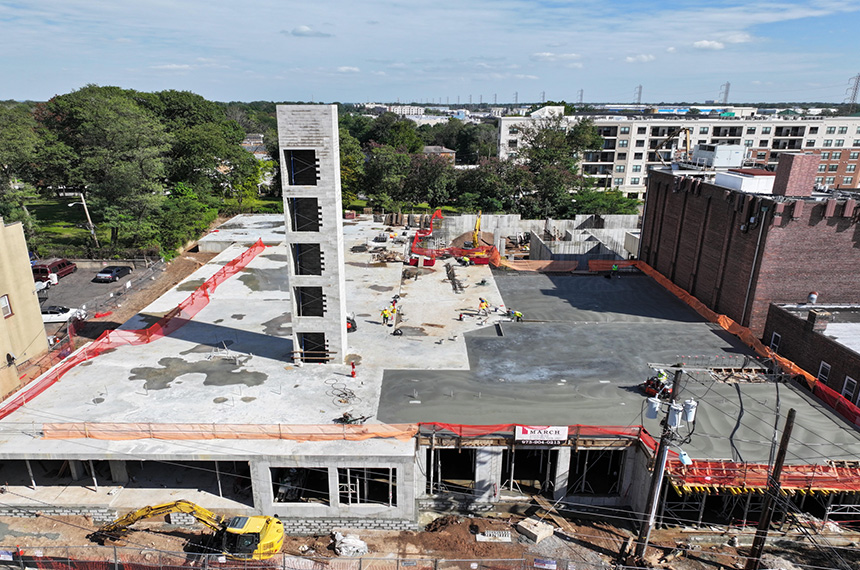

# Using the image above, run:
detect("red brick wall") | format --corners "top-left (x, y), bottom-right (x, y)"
top-left (642, 170), bottom-right (860, 335)
top-left (773, 153), bottom-right (819, 197)
top-left (762, 305), bottom-right (860, 402)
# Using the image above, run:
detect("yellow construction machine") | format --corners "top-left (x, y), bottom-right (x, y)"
top-left (91, 499), bottom-right (284, 560)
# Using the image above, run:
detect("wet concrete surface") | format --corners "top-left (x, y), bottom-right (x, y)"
top-left (129, 356), bottom-right (268, 390)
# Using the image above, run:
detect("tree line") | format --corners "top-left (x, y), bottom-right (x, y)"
top-left (0, 89), bottom-right (639, 259)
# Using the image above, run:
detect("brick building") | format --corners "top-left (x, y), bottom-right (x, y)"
top-left (762, 305), bottom-right (860, 403)
top-left (639, 155), bottom-right (860, 335)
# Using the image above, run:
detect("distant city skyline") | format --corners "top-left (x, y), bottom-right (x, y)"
top-left (2, 0), bottom-right (859, 104)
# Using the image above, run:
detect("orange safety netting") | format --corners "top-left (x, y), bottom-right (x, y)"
top-left (0, 240), bottom-right (267, 421)
top-left (421, 423), bottom-right (658, 451)
top-left (666, 460), bottom-right (860, 493)
top-left (494, 259), bottom-right (578, 272)
top-left (42, 422), bottom-right (418, 442)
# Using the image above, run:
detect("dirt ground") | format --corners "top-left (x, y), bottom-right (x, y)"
top-left (74, 248), bottom-right (218, 344)
top-left (3, 510), bottom-right (856, 569)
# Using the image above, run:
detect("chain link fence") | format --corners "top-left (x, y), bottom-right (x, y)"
top-left (0, 547), bottom-right (624, 570)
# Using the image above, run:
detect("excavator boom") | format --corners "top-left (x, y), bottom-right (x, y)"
top-left (98, 500), bottom-right (224, 537)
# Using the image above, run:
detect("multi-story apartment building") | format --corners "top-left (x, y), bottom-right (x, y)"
top-left (499, 107), bottom-right (860, 200)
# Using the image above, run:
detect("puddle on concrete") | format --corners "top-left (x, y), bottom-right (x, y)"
top-left (81, 361), bottom-right (93, 366)
top-left (357, 313), bottom-right (371, 317)
top-left (346, 354), bottom-right (362, 364)
top-left (263, 253), bottom-right (289, 263)
top-left (241, 396), bottom-right (256, 402)
top-left (177, 278), bottom-right (206, 292)
top-left (232, 314), bottom-right (245, 320)
top-left (129, 357), bottom-right (267, 390)
top-left (261, 313), bottom-right (292, 337)
top-left (395, 326), bottom-right (427, 337)
top-left (238, 268), bottom-right (287, 291)
top-left (369, 285), bottom-right (393, 292)
top-left (213, 397), bottom-right (228, 403)
top-left (179, 341), bottom-right (235, 355)
top-left (214, 318), bottom-right (224, 323)
top-left (92, 397), bottom-right (104, 404)
top-left (273, 229), bottom-right (285, 234)
top-left (346, 262), bottom-right (387, 267)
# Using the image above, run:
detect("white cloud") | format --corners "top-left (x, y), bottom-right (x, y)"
top-left (286, 25), bottom-right (332, 38)
top-left (530, 52), bottom-right (580, 62)
top-left (337, 66), bottom-right (360, 73)
top-left (666, 46), bottom-right (676, 53)
top-left (149, 64), bottom-right (191, 70)
top-left (725, 32), bottom-right (753, 44)
top-left (694, 40), bottom-right (725, 50)
top-left (625, 54), bottom-right (655, 63)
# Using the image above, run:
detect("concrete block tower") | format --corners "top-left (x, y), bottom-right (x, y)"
top-left (277, 105), bottom-right (347, 363)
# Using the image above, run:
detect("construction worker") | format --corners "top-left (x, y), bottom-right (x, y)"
top-left (381, 308), bottom-right (390, 326)
top-left (656, 369), bottom-right (668, 384)
top-left (611, 264), bottom-right (619, 278)
top-left (478, 298), bottom-right (489, 315)
top-left (512, 310), bottom-right (523, 322)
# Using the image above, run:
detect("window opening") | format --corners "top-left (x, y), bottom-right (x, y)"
top-left (283, 150), bottom-right (319, 186)
top-left (842, 377), bottom-right (857, 403)
top-left (291, 243), bottom-right (323, 275)
top-left (298, 332), bottom-right (328, 363)
top-left (295, 287), bottom-right (325, 317)
top-left (770, 332), bottom-right (781, 353)
top-left (287, 197), bottom-right (322, 232)
top-left (338, 467), bottom-right (396, 506)
top-left (271, 467), bottom-right (330, 504)
top-left (818, 361), bottom-right (831, 382)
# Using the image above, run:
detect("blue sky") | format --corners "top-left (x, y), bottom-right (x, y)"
top-left (2, 0), bottom-right (859, 104)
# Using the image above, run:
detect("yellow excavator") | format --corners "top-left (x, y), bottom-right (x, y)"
top-left (91, 500), bottom-right (284, 560)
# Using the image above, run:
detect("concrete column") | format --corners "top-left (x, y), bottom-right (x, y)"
top-left (108, 460), bottom-right (128, 484)
top-left (249, 460), bottom-right (274, 515)
top-left (474, 448), bottom-right (503, 502)
top-left (69, 460), bottom-right (84, 481)
top-left (553, 447), bottom-right (571, 501)
top-left (415, 447), bottom-right (428, 497)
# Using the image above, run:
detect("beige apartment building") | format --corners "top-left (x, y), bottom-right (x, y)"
top-left (499, 107), bottom-right (860, 200)
top-left (0, 218), bottom-right (49, 399)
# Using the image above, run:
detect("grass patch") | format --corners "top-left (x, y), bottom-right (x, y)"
top-left (27, 196), bottom-right (98, 246)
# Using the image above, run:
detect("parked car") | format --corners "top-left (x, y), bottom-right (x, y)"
top-left (32, 259), bottom-right (76, 282)
top-left (41, 305), bottom-right (87, 323)
top-left (94, 265), bottom-right (133, 283)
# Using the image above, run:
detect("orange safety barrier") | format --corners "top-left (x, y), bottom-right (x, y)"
top-left (0, 240), bottom-right (267, 421)
top-left (421, 423), bottom-right (658, 451)
top-left (588, 260), bottom-right (638, 272)
top-left (667, 460), bottom-right (860, 493)
top-left (494, 259), bottom-right (578, 272)
top-left (42, 422), bottom-right (418, 442)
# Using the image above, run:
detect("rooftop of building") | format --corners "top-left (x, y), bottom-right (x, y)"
top-left (779, 304), bottom-right (860, 355)
top-left (0, 216), bottom-right (858, 466)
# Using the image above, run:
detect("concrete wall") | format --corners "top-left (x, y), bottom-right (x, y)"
top-left (640, 170), bottom-right (860, 334)
top-left (278, 105), bottom-right (348, 363)
top-left (622, 445), bottom-right (654, 521)
top-left (0, 219), bottom-right (50, 399)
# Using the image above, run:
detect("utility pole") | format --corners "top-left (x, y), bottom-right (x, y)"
top-left (578, 89), bottom-right (584, 105)
top-left (494, 93), bottom-right (497, 105)
top-left (514, 91), bottom-right (518, 105)
top-left (634, 85), bottom-right (643, 105)
top-left (744, 408), bottom-right (796, 570)
top-left (540, 90), bottom-right (546, 103)
top-left (635, 369), bottom-right (683, 558)
top-left (846, 73), bottom-right (860, 115)
top-left (69, 193), bottom-right (99, 248)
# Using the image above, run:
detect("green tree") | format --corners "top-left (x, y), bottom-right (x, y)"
top-left (366, 113), bottom-right (423, 152)
top-left (339, 127), bottom-right (364, 206)
top-left (362, 145), bottom-right (410, 210)
top-left (0, 105), bottom-right (39, 229)
top-left (402, 154), bottom-right (456, 206)
top-left (155, 182), bottom-right (218, 252)
top-left (570, 188), bottom-right (640, 215)
top-left (36, 85), bottom-right (171, 246)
